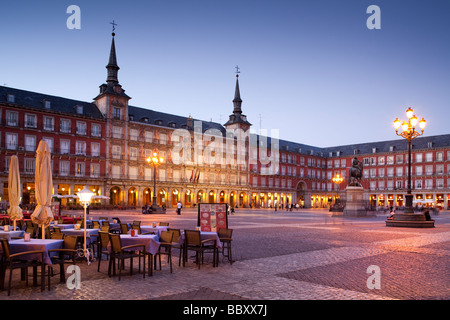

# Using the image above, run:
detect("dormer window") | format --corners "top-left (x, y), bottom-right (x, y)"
top-left (129, 115), bottom-right (134, 121)
top-left (155, 120), bottom-right (163, 125)
top-left (76, 105), bottom-right (83, 115)
top-left (44, 100), bottom-right (51, 109)
top-left (169, 122), bottom-right (176, 128)
top-left (142, 117), bottom-right (149, 123)
top-left (7, 94), bottom-right (15, 103)
top-left (389, 146), bottom-right (395, 152)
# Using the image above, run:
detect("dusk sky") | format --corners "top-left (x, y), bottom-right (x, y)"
top-left (1, 0), bottom-right (449, 147)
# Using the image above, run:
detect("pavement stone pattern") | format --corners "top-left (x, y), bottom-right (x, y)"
top-left (1, 208), bottom-right (449, 300)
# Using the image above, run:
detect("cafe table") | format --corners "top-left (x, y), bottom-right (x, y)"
top-left (61, 228), bottom-right (99, 244)
top-left (117, 234), bottom-right (160, 255)
top-left (140, 225), bottom-right (168, 237)
top-left (8, 238), bottom-right (64, 265)
top-left (179, 230), bottom-right (222, 248)
top-left (0, 230), bottom-right (25, 240)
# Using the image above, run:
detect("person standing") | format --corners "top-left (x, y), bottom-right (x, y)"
top-left (177, 201), bottom-right (182, 215)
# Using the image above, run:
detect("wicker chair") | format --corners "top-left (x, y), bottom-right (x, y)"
top-left (184, 230), bottom-right (218, 269)
top-left (108, 234), bottom-right (146, 280)
top-left (218, 228), bottom-right (233, 264)
top-left (0, 239), bottom-right (45, 296)
top-left (120, 223), bottom-right (129, 234)
top-left (92, 220), bottom-right (101, 229)
top-left (47, 235), bottom-right (78, 289)
top-left (154, 231), bottom-right (174, 273)
top-left (97, 231), bottom-right (111, 274)
top-left (159, 222), bottom-right (169, 226)
top-left (168, 228), bottom-right (183, 266)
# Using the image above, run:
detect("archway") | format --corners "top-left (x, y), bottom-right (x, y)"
top-left (296, 181), bottom-right (306, 207)
top-left (143, 187), bottom-right (152, 205)
top-left (184, 189), bottom-right (193, 207)
top-left (172, 189), bottom-right (180, 206)
top-left (197, 190), bottom-right (205, 204)
top-left (158, 189), bottom-right (166, 207)
top-left (208, 190), bottom-right (215, 203)
top-left (219, 191), bottom-right (226, 203)
top-left (110, 186), bottom-right (122, 206)
top-left (128, 187), bottom-right (137, 206)
top-left (239, 192), bottom-right (247, 207)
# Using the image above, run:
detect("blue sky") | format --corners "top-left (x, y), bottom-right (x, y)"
top-left (1, 0), bottom-right (449, 147)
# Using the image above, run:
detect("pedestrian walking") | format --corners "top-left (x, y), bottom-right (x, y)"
top-left (177, 201), bottom-right (182, 215)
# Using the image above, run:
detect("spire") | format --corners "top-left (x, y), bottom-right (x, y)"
top-left (106, 23), bottom-right (120, 84)
top-left (233, 66), bottom-right (242, 114)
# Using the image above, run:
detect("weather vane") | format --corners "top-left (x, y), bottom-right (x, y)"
top-left (235, 65), bottom-right (240, 77)
top-left (110, 20), bottom-right (117, 35)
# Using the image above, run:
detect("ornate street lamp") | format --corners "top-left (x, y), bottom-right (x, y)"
top-left (393, 107), bottom-right (426, 213)
top-left (77, 186), bottom-right (95, 264)
top-left (146, 151), bottom-right (164, 210)
top-left (332, 173), bottom-right (344, 206)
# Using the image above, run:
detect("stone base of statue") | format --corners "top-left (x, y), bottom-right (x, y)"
top-left (386, 213), bottom-right (434, 228)
top-left (343, 186), bottom-right (372, 217)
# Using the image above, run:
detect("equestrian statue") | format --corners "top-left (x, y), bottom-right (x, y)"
top-left (348, 157), bottom-right (363, 187)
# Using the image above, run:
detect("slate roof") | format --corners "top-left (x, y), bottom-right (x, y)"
top-left (0, 86), bottom-right (104, 120)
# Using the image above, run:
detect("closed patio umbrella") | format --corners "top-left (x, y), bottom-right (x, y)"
top-left (31, 140), bottom-right (54, 238)
top-left (7, 155), bottom-right (23, 231)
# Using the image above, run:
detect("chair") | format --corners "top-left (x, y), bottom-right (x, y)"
top-left (99, 217), bottom-right (109, 221)
top-left (47, 235), bottom-right (78, 290)
top-left (120, 223), bottom-right (129, 234)
top-left (97, 231), bottom-right (111, 274)
top-left (112, 217), bottom-right (121, 223)
top-left (100, 225), bottom-right (110, 232)
top-left (159, 222), bottom-right (169, 226)
top-left (108, 234), bottom-right (146, 280)
top-left (184, 230), bottom-right (218, 269)
top-left (0, 239), bottom-right (45, 296)
top-left (155, 231), bottom-right (174, 273)
top-left (92, 221), bottom-right (101, 229)
top-left (132, 221), bottom-right (141, 227)
top-left (218, 228), bottom-right (233, 264)
top-left (168, 228), bottom-right (183, 266)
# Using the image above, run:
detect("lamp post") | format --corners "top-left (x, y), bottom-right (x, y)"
top-left (146, 151), bottom-right (164, 211)
top-left (77, 186), bottom-right (94, 264)
top-left (332, 173), bottom-right (344, 204)
top-left (393, 107), bottom-right (426, 213)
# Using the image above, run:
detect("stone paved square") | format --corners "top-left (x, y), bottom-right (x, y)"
top-left (0, 208), bottom-right (449, 301)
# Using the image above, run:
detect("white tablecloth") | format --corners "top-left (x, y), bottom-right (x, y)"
top-left (113, 234), bottom-right (160, 255)
top-left (180, 231), bottom-right (222, 248)
top-left (61, 228), bottom-right (99, 244)
top-left (8, 239), bottom-right (64, 265)
top-left (139, 225), bottom-right (168, 237)
top-left (0, 230), bottom-right (25, 240)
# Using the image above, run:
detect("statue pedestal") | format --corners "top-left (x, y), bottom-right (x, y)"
top-left (386, 213), bottom-right (434, 228)
top-left (343, 186), bottom-right (371, 217)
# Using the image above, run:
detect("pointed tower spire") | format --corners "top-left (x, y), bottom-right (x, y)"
top-left (106, 21), bottom-right (120, 84)
top-left (233, 71), bottom-right (243, 114)
top-left (224, 66), bottom-right (251, 130)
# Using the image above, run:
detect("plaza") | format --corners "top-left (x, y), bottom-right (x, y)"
top-left (1, 207), bottom-right (448, 301)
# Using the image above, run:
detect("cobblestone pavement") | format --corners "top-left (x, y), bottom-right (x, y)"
top-left (1, 208), bottom-right (449, 301)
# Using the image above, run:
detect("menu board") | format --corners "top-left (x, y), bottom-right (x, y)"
top-left (198, 203), bottom-right (228, 232)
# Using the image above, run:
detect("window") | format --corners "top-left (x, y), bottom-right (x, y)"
top-left (59, 161), bottom-right (70, 176)
top-left (24, 135), bottom-right (36, 152)
top-left (129, 166), bottom-right (138, 179)
top-left (436, 164), bottom-right (444, 175)
top-left (113, 107), bottom-right (121, 120)
top-left (436, 152), bottom-right (443, 162)
top-left (370, 168), bottom-right (376, 178)
top-left (341, 159), bottom-right (346, 168)
top-left (60, 119), bottom-right (71, 133)
top-left (145, 131), bottom-right (153, 143)
top-left (90, 163), bottom-right (100, 178)
top-left (415, 180), bottom-right (422, 189)
top-left (76, 105), bottom-right (83, 115)
top-left (436, 179), bottom-right (444, 189)
top-left (42, 137), bottom-right (54, 153)
top-left (60, 140), bottom-right (70, 155)
top-left (396, 155), bottom-right (403, 164)
top-left (159, 133), bottom-right (168, 144)
top-left (112, 126), bottom-right (122, 139)
top-left (130, 147), bottom-right (138, 161)
top-left (425, 165), bottom-right (433, 175)
top-left (24, 158), bottom-right (35, 174)
top-left (76, 121), bottom-right (87, 135)
top-left (91, 124), bottom-right (101, 137)
top-left (396, 180), bottom-right (403, 189)
top-left (75, 162), bottom-right (85, 177)
top-left (25, 114), bottom-right (37, 128)
top-left (44, 100), bottom-right (51, 109)
top-left (387, 156), bottom-right (394, 165)
top-left (415, 153), bottom-right (423, 163)
top-left (112, 165), bottom-right (121, 178)
top-left (378, 168), bottom-right (385, 177)
top-left (396, 167), bottom-right (403, 177)
top-left (387, 167), bottom-right (394, 177)
top-left (43, 116), bottom-right (54, 131)
top-left (112, 145), bottom-right (121, 159)
top-left (130, 129), bottom-right (139, 141)
top-left (378, 180), bottom-right (385, 190)
top-left (91, 142), bottom-right (100, 157)
top-left (370, 181), bottom-right (376, 190)
top-left (387, 180), bottom-right (394, 190)
top-left (425, 152), bottom-right (433, 162)
top-left (145, 168), bottom-right (153, 181)
top-left (6, 111), bottom-right (18, 126)
top-left (6, 133), bottom-right (18, 150)
top-left (75, 141), bottom-right (86, 155)
top-left (425, 179), bottom-right (433, 189)
top-left (7, 94), bottom-right (15, 103)
top-left (416, 166), bottom-right (423, 176)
